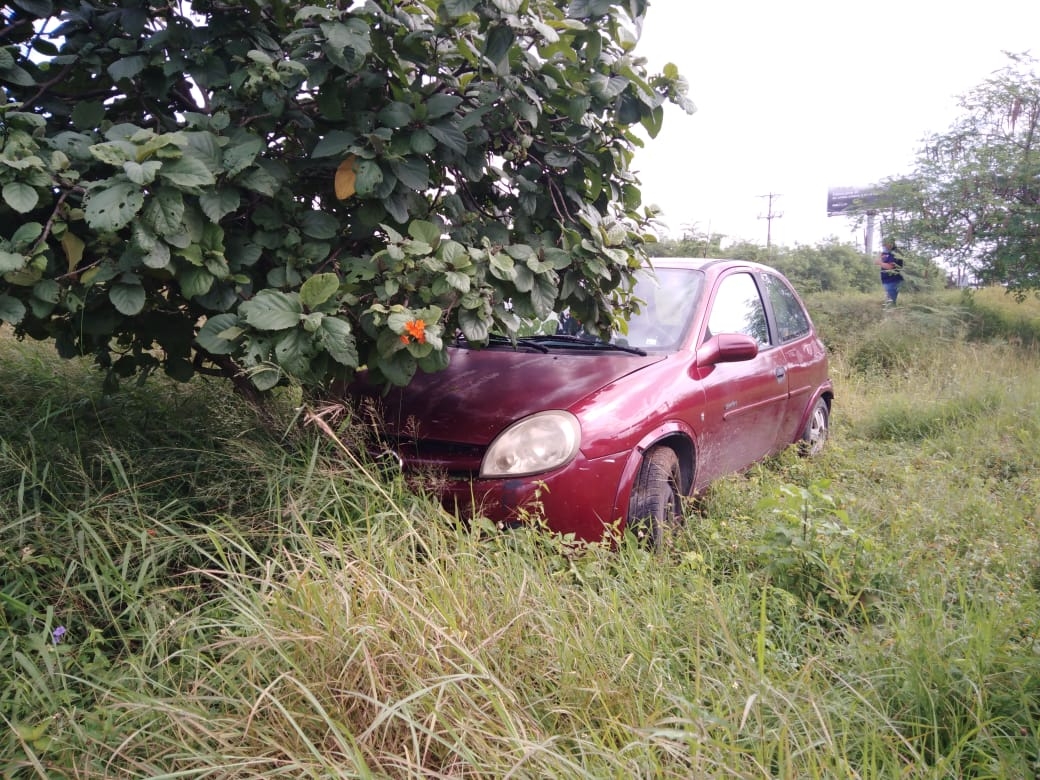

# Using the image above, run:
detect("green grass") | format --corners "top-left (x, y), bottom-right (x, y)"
top-left (3, 288), bottom-right (1040, 778)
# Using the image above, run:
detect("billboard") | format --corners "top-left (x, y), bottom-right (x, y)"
top-left (827, 186), bottom-right (882, 216)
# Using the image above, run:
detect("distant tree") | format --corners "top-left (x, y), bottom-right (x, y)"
top-left (646, 226), bottom-right (727, 258)
top-left (875, 52), bottom-right (1040, 296)
top-left (768, 241), bottom-right (877, 294)
top-left (647, 234), bottom-right (948, 297)
top-left (0, 0), bottom-right (693, 397)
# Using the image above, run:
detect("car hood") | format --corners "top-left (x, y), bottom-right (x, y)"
top-left (355, 347), bottom-right (667, 445)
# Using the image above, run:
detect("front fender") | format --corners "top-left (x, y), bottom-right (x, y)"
top-left (607, 422), bottom-right (698, 531)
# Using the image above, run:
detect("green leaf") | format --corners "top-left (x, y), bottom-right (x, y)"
top-left (391, 157), bottom-right (430, 191)
top-left (0, 63), bottom-right (34, 87)
top-left (300, 210), bottom-right (340, 240)
top-left (485, 25), bottom-right (515, 65)
top-left (199, 189), bottom-right (241, 222)
top-left (84, 181), bottom-right (144, 231)
top-left (409, 129), bottom-right (436, 155)
top-left (617, 92), bottom-right (641, 125)
top-left (108, 55), bottom-right (147, 82)
top-left (179, 266), bottom-right (214, 299)
top-left (142, 241), bottom-right (171, 269)
top-left (11, 222), bottom-right (43, 247)
top-left (300, 272), bottom-right (340, 309)
top-left (513, 263), bottom-right (534, 292)
top-left (3, 182), bottom-right (39, 214)
top-left (32, 278), bottom-right (60, 303)
top-left (458, 307), bottom-right (490, 342)
top-left (0, 294), bottom-right (26, 325)
top-left (109, 280), bottom-right (146, 315)
top-left (240, 290), bottom-right (303, 330)
top-left (89, 140), bottom-right (134, 165)
top-left (71, 101), bottom-right (105, 131)
top-left (319, 316), bottom-right (357, 366)
top-left (353, 159), bottom-right (384, 196)
top-left (312, 130), bottom-right (358, 159)
top-left (123, 160), bottom-right (162, 185)
top-left (3, 266), bottom-right (41, 286)
top-left (408, 220), bottom-right (442, 247)
top-left (427, 122), bottom-right (467, 155)
top-left (320, 20), bottom-right (372, 73)
top-left (589, 73), bottom-right (629, 101)
top-left (0, 251), bottom-right (24, 273)
top-left (530, 272), bottom-right (557, 317)
top-left (442, 0), bottom-right (479, 17)
top-left (236, 165), bottom-right (280, 196)
top-left (249, 365), bottom-right (282, 391)
top-left (223, 137), bottom-right (264, 176)
top-left (425, 94), bottom-right (463, 119)
top-left (274, 328), bottom-right (314, 375)
top-left (165, 357), bottom-right (194, 382)
top-left (378, 101), bottom-right (413, 128)
top-left (196, 313), bottom-right (242, 355)
top-left (158, 156), bottom-right (216, 190)
top-left (17, 0), bottom-right (54, 15)
top-left (444, 270), bottom-right (471, 292)
top-left (143, 188), bottom-right (185, 235)
top-left (640, 105), bottom-right (664, 139)
top-left (373, 349), bottom-right (417, 387)
top-left (489, 251), bottom-right (515, 280)
top-left (295, 5), bottom-right (337, 21)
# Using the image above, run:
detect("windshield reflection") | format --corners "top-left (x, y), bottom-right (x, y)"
top-left (611, 268), bottom-right (704, 351)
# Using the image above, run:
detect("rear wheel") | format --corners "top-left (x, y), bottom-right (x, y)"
top-left (799, 397), bottom-right (829, 456)
top-left (627, 446), bottom-right (684, 550)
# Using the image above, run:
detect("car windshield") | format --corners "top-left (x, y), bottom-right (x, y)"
top-left (479, 267), bottom-right (705, 353)
top-left (612, 267), bottom-right (704, 351)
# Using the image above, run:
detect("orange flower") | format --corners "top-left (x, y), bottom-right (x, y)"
top-left (402, 319), bottom-right (427, 344)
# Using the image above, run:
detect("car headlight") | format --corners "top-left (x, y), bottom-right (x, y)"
top-left (480, 410), bottom-right (581, 478)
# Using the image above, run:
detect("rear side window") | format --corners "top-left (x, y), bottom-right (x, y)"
top-left (706, 272), bottom-right (770, 346)
top-left (762, 273), bottom-right (811, 342)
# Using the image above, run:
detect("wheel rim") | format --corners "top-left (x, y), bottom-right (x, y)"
top-left (806, 403), bottom-right (828, 454)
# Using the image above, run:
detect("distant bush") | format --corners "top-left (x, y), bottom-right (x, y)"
top-left (961, 287), bottom-right (1040, 349)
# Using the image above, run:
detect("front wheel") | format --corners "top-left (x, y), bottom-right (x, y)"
top-left (799, 397), bottom-right (829, 456)
top-left (627, 446), bottom-right (684, 550)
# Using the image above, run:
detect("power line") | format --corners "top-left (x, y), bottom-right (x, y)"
top-left (757, 192), bottom-right (783, 249)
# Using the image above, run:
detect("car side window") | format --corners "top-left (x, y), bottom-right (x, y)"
top-left (762, 273), bottom-right (811, 342)
top-left (706, 272), bottom-right (770, 346)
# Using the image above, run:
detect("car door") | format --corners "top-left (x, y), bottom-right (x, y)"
top-left (694, 270), bottom-right (788, 484)
top-left (760, 271), bottom-right (828, 448)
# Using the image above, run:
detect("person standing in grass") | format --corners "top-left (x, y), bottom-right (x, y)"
top-left (875, 237), bottom-right (904, 305)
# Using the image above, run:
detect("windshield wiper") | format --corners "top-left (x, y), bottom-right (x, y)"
top-left (457, 333), bottom-right (550, 353)
top-left (522, 334), bottom-right (647, 356)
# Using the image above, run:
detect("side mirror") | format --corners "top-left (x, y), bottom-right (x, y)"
top-left (695, 333), bottom-right (759, 366)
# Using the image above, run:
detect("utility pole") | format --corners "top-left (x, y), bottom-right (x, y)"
top-left (864, 209), bottom-right (877, 256)
top-left (758, 193), bottom-right (783, 249)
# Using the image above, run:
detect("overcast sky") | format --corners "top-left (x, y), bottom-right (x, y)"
top-left (632, 1), bottom-right (1040, 249)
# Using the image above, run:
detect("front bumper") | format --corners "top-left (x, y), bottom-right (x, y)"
top-left (404, 447), bottom-right (634, 543)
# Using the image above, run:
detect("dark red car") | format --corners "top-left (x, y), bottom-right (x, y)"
top-left (351, 258), bottom-right (832, 546)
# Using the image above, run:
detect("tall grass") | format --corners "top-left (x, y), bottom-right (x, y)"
top-left (3, 288), bottom-right (1040, 778)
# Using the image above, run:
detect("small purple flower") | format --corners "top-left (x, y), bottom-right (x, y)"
top-left (51, 626), bottom-right (67, 645)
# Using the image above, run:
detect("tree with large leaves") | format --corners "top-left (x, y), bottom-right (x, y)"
top-left (0, 0), bottom-right (693, 397)
top-left (874, 53), bottom-right (1040, 295)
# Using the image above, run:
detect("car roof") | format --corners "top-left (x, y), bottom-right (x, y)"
top-left (645, 256), bottom-right (779, 276)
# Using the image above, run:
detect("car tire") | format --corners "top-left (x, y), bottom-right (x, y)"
top-left (627, 446), bottom-right (683, 550)
top-left (799, 397), bottom-right (829, 456)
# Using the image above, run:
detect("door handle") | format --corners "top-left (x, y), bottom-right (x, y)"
top-left (775, 367), bottom-right (786, 381)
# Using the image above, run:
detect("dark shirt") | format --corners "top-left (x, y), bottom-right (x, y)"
top-left (880, 250), bottom-right (903, 282)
